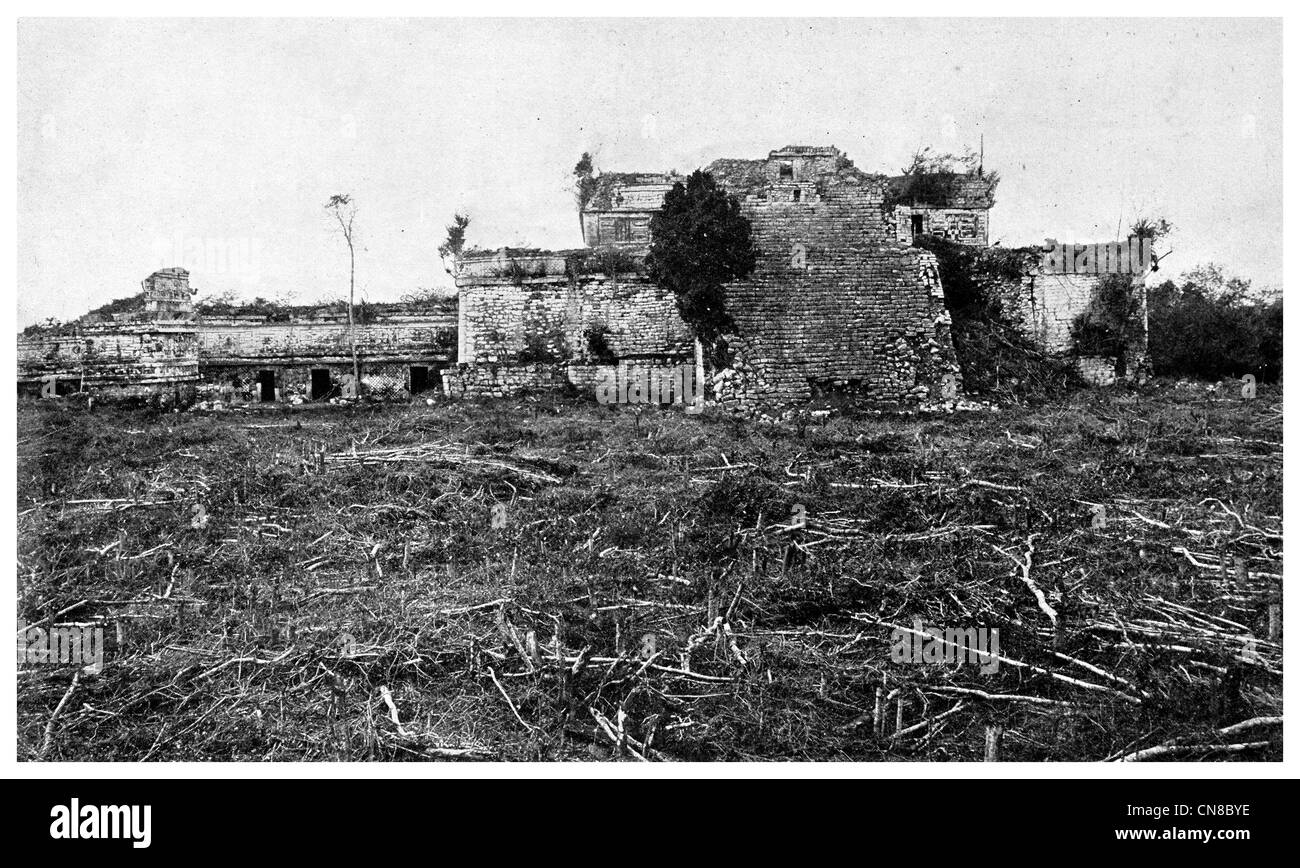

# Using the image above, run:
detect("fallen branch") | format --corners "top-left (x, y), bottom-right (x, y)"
top-left (39, 670), bottom-right (82, 759)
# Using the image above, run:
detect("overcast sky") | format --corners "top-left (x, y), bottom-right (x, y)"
top-left (17, 17), bottom-right (1281, 326)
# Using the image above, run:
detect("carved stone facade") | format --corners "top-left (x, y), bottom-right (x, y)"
top-left (18, 270), bottom-right (457, 403)
top-left (17, 320), bottom-right (200, 401)
top-left (580, 173), bottom-right (680, 247)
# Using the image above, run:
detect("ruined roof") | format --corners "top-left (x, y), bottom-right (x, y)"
top-left (768, 145), bottom-right (841, 158)
top-left (703, 158), bottom-right (770, 192)
top-left (194, 297), bottom-right (458, 323)
top-left (456, 245), bottom-right (647, 284)
top-left (885, 172), bottom-right (998, 209)
top-left (586, 172), bottom-right (683, 211)
top-left (704, 152), bottom-right (886, 198)
top-left (575, 145), bottom-right (995, 225)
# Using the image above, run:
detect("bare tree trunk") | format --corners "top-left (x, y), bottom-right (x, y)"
top-left (692, 335), bottom-right (705, 414)
top-left (348, 238), bottom-right (360, 390)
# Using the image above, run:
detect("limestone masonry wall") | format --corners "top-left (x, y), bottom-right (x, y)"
top-left (198, 315), bottom-right (456, 365)
top-left (18, 293), bottom-right (457, 403)
top-left (999, 268), bottom-right (1149, 384)
top-left (710, 155), bottom-right (961, 408)
top-left (452, 147), bottom-right (966, 408)
top-left (17, 321), bottom-right (199, 398)
top-left (452, 251), bottom-right (692, 398)
top-left (893, 205), bottom-right (989, 246)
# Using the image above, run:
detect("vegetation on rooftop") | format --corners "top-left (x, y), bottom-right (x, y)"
top-left (886, 146), bottom-right (1000, 210)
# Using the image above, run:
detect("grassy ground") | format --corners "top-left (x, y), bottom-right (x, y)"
top-left (16, 382), bottom-right (1282, 761)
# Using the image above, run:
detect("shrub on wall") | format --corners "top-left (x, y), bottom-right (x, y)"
top-left (516, 331), bottom-right (568, 365)
top-left (569, 247), bottom-right (645, 280)
top-left (885, 147), bottom-right (999, 210)
top-left (584, 323), bottom-right (618, 364)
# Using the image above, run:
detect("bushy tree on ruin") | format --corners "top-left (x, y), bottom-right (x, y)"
top-left (438, 213), bottom-right (471, 275)
top-left (646, 170), bottom-right (756, 344)
top-left (573, 152), bottom-right (597, 210)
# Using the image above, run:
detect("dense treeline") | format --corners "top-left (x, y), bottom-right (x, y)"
top-left (1146, 264), bottom-right (1282, 383)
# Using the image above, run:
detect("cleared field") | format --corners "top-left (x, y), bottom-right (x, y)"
top-left (16, 383), bottom-right (1282, 761)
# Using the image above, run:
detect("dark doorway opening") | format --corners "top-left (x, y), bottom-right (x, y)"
top-left (256, 370), bottom-right (276, 402)
top-left (409, 366), bottom-right (430, 395)
top-left (910, 214), bottom-right (924, 239)
top-left (311, 368), bottom-right (331, 400)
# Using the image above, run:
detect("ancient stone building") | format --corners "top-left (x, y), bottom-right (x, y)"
top-left (142, 267), bottom-right (198, 318)
top-left (197, 301), bottom-right (456, 403)
top-left (580, 173), bottom-right (681, 247)
top-left (1010, 241), bottom-right (1152, 384)
top-left (18, 269), bottom-right (457, 403)
top-left (446, 247), bottom-right (692, 399)
top-left (700, 146), bottom-right (962, 407)
top-left (17, 320), bottom-right (200, 401)
top-left (453, 143), bottom-right (1151, 403)
top-left (454, 145), bottom-right (966, 409)
top-left (886, 172), bottom-right (995, 246)
top-left (19, 146), bottom-right (1149, 405)
top-left (17, 269), bottom-right (201, 401)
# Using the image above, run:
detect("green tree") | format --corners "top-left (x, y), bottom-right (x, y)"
top-left (646, 170), bottom-right (756, 345)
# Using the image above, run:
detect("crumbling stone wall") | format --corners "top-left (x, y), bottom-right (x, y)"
top-left (452, 250), bottom-right (692, 398)
top-left (1009, 269), bottom-right (1149, 384)
top-left (716, 244), bottom-right (960, 409)
top-left (142, 267), bottom-right (196, 318)
top-left (199, 361), bottom-right (421, 404)
top-left (18, 283), bottom-right (457, 404)
top-left (442, 362), bottom-right (571, 399)
top-left (1018, 271), bottom-right (1103, 352)
top-left (17, 322), bottom-right (199, 399)
top-left (198, 307), bottom-right (455, 365)
top-left (707, 151), bottom-right (962, 408)
top-left (195, 304), bottom-right (457, 402)
top-left (581, 173), bottom-right (681, 247)
top-left (455, 147), bottom-right (965, 409)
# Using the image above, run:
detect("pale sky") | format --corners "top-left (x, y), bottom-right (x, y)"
top-left (17, 17), bottom-right (1282, 327)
